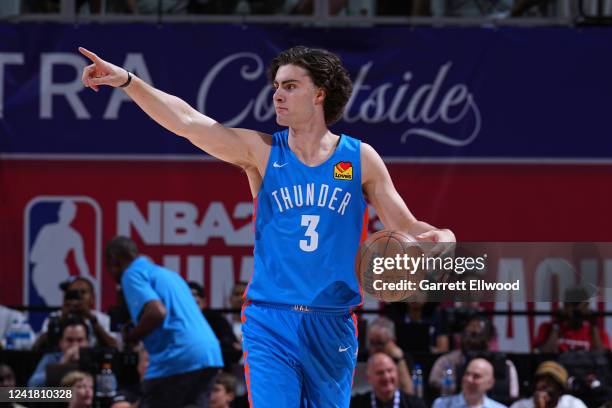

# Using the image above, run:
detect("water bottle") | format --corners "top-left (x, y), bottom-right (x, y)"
top-left (441, 363), bottom-right (456, 396)
top-left (412, 363), bottom-right (424, 398)
top-left (4, 317), bottom-right (34, 350)
top-left (95, 361), bottom-right (117, 398)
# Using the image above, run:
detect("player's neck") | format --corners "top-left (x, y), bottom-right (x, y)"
top-left (287, 126), bottom-right (338, 166)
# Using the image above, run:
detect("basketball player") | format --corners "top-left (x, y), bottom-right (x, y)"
top-left (79, 45), bottom-right (455, 407)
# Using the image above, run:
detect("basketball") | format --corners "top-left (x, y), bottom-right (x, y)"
top-left (356, 230), bottom-right (425, 302)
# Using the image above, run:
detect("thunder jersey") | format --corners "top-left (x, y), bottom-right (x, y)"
top-left (246, 129), bottom-right (367, 309)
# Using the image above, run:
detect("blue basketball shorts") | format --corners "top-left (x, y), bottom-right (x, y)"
top-left (241, 301), bottom-right (359, 408)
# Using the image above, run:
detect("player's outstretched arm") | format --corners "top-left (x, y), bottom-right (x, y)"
top-left (361, 142), bottom-right (455, 246)
top-left (78, 47), bottom-right (264, 168)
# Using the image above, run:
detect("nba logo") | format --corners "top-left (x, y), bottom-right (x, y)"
top-left (24, 196), bottom-right (102, 320)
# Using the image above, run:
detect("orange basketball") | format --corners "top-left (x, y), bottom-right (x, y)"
top-left (356, 230), bottom-right (425, 302)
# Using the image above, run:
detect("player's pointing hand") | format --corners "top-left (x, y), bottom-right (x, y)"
top-left (79, 47), bottom-right (128, 92)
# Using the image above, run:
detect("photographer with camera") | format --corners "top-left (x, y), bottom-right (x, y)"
top-left (34, 277), bottom-right (118, 351)
top-left (534, 285), bottom-right (610, 353)
top-left (429, 315), bottom-right (519, 401)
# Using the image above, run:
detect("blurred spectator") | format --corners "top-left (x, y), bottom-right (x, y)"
top-left (76, 0), bottom-right (102, 13)
top-left (429, 315), bottom-right (519, 399)
top-left (188, 0), bottom-right (239, 13)
top-left (35, 276), bottom-right (117, 350)
top-left (367, 316), bottom-right (414, 394)
top-left (28, 317), bottom-right (89, 387)
top-left (105, 236), bottom-right (222, 407)
top-left (210, 372), bottom-right (237, 408)
top-left (0, 364), bottom-right (27, 408)
top-left (440, 302), bottom-right (490, 350)
top-left (0, 305), bottom-right (28, 341)
top-left (228, 281), bottom-right (248, 344)
top-left (350, 352), bottom-right (426, 408)
top-left (188, 281), bottom-right (241, 364)
top-left (384, 301), bottom-right (449, 354)
top-left (376, 0), bottom-right (430, 16)
top-left (126, 0), bottom-right (188, 14)
top-left (288, 0), bottom-right (348, 14)
top-left (510, 0), bottom-right (551, 16)
top-left (111, 343), bottom-right (148, 408)
top-left (22, 0), bottom-right (60, 13)
top-left (432, 0), bottom-right (512, 17)
top-left (535, 285), bottom-right (610, 353)
top-left (0, 0), bottom-right (20, 16)
top-left (61, 370), bottom-right (94, 408)
top-left (510, 361), bottom-right (587, 408)
top-left (432, 358), bottom-right (507, 408)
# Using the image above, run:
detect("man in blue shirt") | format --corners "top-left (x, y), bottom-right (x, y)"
top-left (28, 317), bottom-right (88, 387)
top-left (432, 358), bottom-right (507, 408)
top-left (105, 236), bottom-right (223, 408)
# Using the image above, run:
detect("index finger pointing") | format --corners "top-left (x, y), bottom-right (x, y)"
top-left (78, 47), bottom-right (100, 63)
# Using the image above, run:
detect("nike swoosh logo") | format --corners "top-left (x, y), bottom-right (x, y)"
top-left (338, 346), bottom-right (351, 352)
top-left (273, 161), bottom-right (287, 168)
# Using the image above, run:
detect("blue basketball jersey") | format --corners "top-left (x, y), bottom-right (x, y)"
top-left (246, 129), bottom-right (367, 309)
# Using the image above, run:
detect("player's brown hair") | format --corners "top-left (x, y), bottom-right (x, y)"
top-left (268, 46), bottom-right (353, 125)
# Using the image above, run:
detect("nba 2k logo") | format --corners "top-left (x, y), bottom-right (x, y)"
top-left (23, 196), bottom-right (102, 310)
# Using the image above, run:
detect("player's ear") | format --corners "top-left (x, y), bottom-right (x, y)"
top-left (314, 87), bottom-right (326, 105)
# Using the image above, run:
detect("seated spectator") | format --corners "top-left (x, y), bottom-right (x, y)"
top-left (28, 317), bottom-right (89, 387)
top-left (440, 301), bottom-right (490, 350)
top-left (111, 344), bottom-right (148, 408)
top-left (210, 372), bottom-right (237, 408)
top-left (510, 361), bottom-right (587, 408)
top-left (0, 305), bottom-right (28, 341)
top-left (35, 277), bottom-right (117, 350)
top-left (384, 300), bottom-right (449, 353)
top-left (188, 281), bottom-right (241, 364)
top-left (0, 364), bottom-right (27, 408)
top-left (61, 371), bottom-right (94, 408)
top-left (535, 285), bottom-right (610, 352)
top-left (429, 316), bottom-right (519, 399)
top-left (367, 316), bottom-right (414, 394)
top-left (351, 353), bottom-right (426, 408)
top-left (433, 358), bottom-right (506, 408)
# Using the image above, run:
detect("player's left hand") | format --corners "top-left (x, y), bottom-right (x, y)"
top-left (415, 228), bottom-right (456, 257)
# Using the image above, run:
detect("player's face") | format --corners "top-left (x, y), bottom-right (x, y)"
top-left (272, 64), bottom-right (322, 127)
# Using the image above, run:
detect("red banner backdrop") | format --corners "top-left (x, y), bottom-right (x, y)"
top-left (1, 158), bottom-right (612, 351)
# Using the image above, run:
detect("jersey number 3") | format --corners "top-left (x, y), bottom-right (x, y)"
top-left (300, 215), bottom-right (320, 252)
